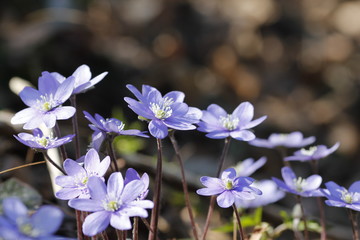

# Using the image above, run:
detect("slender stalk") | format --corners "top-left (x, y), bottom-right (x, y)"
top-left (148, 138), bottom-right (163, 240)
top-left (75, 210), bottom-right (84, 240)
top-left (297, 196), bottom-right (309, 240)
top-left (233, 210), bottom-right (237, 240)
top-left (201, 137), bottom-right (232, 240)
top-left (133, 217), bottom-right (139, 240)
top-left (42, 151), bottom-right (66, 175)
top-left (0, 160), bottom-right (45, 175)
top-left (54, 123), bottom-right (68, 161)
top-left (168, 131), bottom-right (199, 240)
top-left (232, 204), bottom-right (245, 240)
top-left (101, 231), bottom-right (109, 240)
top-left (348, 209), bottom-right (359, 240)
top-left (107, 136), bottom-right (119, 172)
top-left (116, 229), bottom-right (124, 240)
top-left (142, 218), bottom-right (161, 240)
top-left (70, 95), bottom-right (81, 159)
top-left (277, 146), bottom-right (290, 167)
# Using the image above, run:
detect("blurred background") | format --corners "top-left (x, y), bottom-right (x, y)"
top-left (0, 0), bottom-right (360, 239)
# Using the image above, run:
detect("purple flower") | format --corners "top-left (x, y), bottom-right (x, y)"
top-left (234, 157), bottom-right (267, 177)
top-left (197, 102), bottom-right (267, 141)
top-left (0, 197), bottom-right (68, 239)
top-left (196, 168), bottom-right (262, 208)
top-left (14, 128), bottom-right (74, 151)
top-left (124, 168), bottom-right (150, 200)
top-left (69, 172), bottom-right (153, 236)
top-left (321, 181), bottom-right (360, 211)
top-left (51, 64), bottom-right (108, 95)
top-left (235, 179), bottom-right (285, 208)
top-left (249, 131), bottom-right (316, 149)
top-left (124, 84), bottom-right (202, 139)
top-left (83, 111), bottom-right (149, 151)
top-left (284, 142), bottom-right (340, 162)
top-left (55, 148), bottom-right (111, 200)
top-left (11, 72), bottom-right (76, 129)
top-left (272, 166), bottom-right (323, 197)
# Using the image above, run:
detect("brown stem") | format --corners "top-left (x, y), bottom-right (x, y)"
top-left (75, 210), bottom-right (84, 240)
top-left (133, 217), bottom-right (139, 240)
top-left (148, 138), bottom-right (163, 240)
top-left (42, 151), bottom-right (66, 175)
top-left (107, 136), bottom-right (119, 172)
top-left (0, 160), bottom-right (45, 175)
top-left (277, 146), bottom-right (290, 167)
top-left (70, 95), bottom-right (81, 159)
top-left (169, 131), bottom-right (199, 240)
top-left (348, 209), bottom-right (359, 240)
top-left (232, 204), bottom-right (245, 240)
top-left (201, 137), bottom-right (231, 240)
top-left (297, 196), bottom-right (309, 240)
top-left (54, 123), bottom-right (68, 161)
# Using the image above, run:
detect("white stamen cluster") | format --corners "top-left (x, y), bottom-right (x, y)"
top-left (36, 94), bottom-right (56, 111)
top-left (293, 177), bottom-right (307, 192)
top-left (300, 146), bottom-right (318, 156)
top-left (220, 114), bottom-right (239, 130)
top-left (339, 189), bottom-right (360, 204)
top-left (103, 196), bottom-right (122, 212)
top-left (150, 97), bottom-right (174, 119)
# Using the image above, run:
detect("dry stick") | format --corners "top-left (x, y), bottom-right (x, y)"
top-left (70, 95), bottom-right (81, 159)
top-left (348, 209), bottom-right (360, 240)
top-left (148, 138), bottom-right (163, 240)
top-left (42, 151), bottom-right (66, 175)
top-left (0, 161), bottom-right (45, 175)
top-left (232, 204), bottom-right (245, 240)
top-left (201, 137), bottom-right (232, 240)
top-left (297, 196), bottom-right (309, 240)
top-left (133, 217), bottom-right (139, 240)
top-left (54, 123), bottom-right (68, 161)
top-left (169, 131), bottom-right (199, 240)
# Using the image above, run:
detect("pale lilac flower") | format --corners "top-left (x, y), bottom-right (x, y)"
top-left (197, 168), bottom-right (262, 208)
top-left (11, 72), bottom-right (75, 130)
top-left (124, 168), bottom-right (150, 200)
top-left (321, 181), bottom-right (360, 211)
top-left (55, 148), bottom-right (111, 200)
top-left (284, 142), bottom-right (340, 162)
top-left (124, 84), bottom-right (202, 139)
top-left (249, 131), bottom-right (315, 149)
top-left (235, 179), bottom-right (285, 208)
top-left (234, 157), bottom-right (267, 177)
top-left (14, 128), bottom-right (74, 151)
top-left (0, 197), bottom-right (69, 239)
top-left (197, 102), bottom-right (267, 141)
top-left (69, 172), bottom-right (153, 236)
top-left (50, 64), bottom-right (108, 95)
top-left (272, 167), bottom-right (323, 197)
top-left (83, 111), bottom-right (149, 151)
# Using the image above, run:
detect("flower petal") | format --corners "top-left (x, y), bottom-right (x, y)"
top-left (2, 197), bottom-right (27, 222)
top-left (69, 199), bottom-right (104, 212)
top-left (281, 167), bottom-right (297, 189)
top-left (31, 206), bottom-right (63, 235)
top-left (207, 104), bottom-right (227, 117)
top-left (82, 211), bottom-right (110, 236)
top-left (63, 159), bottom-right (86, 176)
top-left (217, 191), bottom-right (234, 208)
top-left (233, 102), bottom-right (254, 124)
top-left (205, 131), bottom-right (230, 139)
top-left (55, 188), bottom-right (81, 200)
top-left (303, 175), bottom-right (322, 191)
top-left (107, 172), bottom-right (124, 198)
top-left (53, 106), bottom-right (76, 120)
top-left (230, 130), bottom-right (255, 141)
top-left (19, 87), bottom-right (41, 107)
top-left (88, 176), bottom-right (107, 200)
top-left (149, 119), bottom-right (168, 139)
top-left (54, 76), bottom-right (75, 103)
top-left (11, 108), bottom-right (38, 125)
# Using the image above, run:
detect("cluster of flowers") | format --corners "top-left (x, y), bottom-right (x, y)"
top-left (4, 64), bottom-right (360, 239)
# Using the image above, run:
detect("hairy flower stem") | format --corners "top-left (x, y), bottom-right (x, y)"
top-left (42, 151), bottom-right (66, 175)
top-left (0, 161), bottom-right (45, 175)
top-left (201, 137), bottom-right (232, 240)
top-left (75, 210), bottom-right (84, 240)
top-left (133, 217), bottom-right (139, 240)
top-left (70, 96), bottom-right (81, 159)
top-left (169, 131), bottom-right (199, 240)
top-left (297, 196), bottom-right (309, 240)
top-left (107, 136), bottom-right (119, 172)
top-left (348, 209), bottom-right (360, 240)
top-left (54, 123), bottom-right (68, 161)
top-left (232, 204), bottom-right (245, 240)
top-left (148, 138), bottom-right (163, 240)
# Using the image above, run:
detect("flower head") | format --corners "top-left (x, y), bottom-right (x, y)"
top-left (11, 72), bottom-right (76, 129)
top-left (51, 64), bottom-right (108, 95)
top-left (321, 181), bottom-right (360, 211)
top-left (0, 197), bottom-right (68, 239)
top-left (124, 84), bottom-right (202, 139)
top-left (55, 148), bottom-right (111, 200)
top-left (14, 128), bottom-right (74, 151)
top-left (235, 179), bottom-right (285, 208)
top-left (197, 103), bottom-right (266, 141)
top-left (272, 166), bottom-right (323, 197)
top-left (69, 172), bottom-right (153, 236)
top-left (84, 111), bottom-right (149, 151)
top-left (124, 168), bottom-right (150, 200)
top-left (284, 142), bottom-right (340, 162)
top-left (234, 157), bottom-right (267, 177)
top-left (196, 168), bottom-right (262, 208)
top-left (249, 131), bottom-right (316, 149)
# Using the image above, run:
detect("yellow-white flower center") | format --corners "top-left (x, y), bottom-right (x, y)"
top-left (104, 200), bottom-right (120, 211)
top-left (293, 177), bottom-right (307, 192)
top-left (36, 137), bottom-right (49, 147)
top-left (300, 146), bottom-right (318, 156)
top-left (220, 114), bottom-right (239, 130)
top-left (340, 190), bottom-right (360, 204)
top-left (37, 94), bottom-right (56, 111)
top-left (150, 97), bottom-right (174, 119)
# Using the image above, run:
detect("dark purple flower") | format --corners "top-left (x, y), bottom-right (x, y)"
top-left (124, 168), bottom-right (150, 200)
top-left (11, 72), bottom-right (75, 129)
top-left (321, 181), bottom-right (360, 211)
top-left (69, 172), bottom-right (153, 236)
top-left (51, 64), bottom-right (108, 95)
top-left (14, 128), bottom-right (74, 151)
top-left (235, 179), bottom-right (285, 208)
top-left (83, 111), bottom-right (149, 151)
top-left (284, 142), bottom-right (340, 162)
top-left (196, 168), bottom-right (262, 208)
top-left (234, 157), bottom-right (267, 177)
top-left (124, 84), bottom-right (202, 139)
top-left (0, 197), bottom-right (68, 239)
top-left (197, 102), bottom-right (266, 141)
top-left (272, 167), bottom-right (323, 197)
top-left (55, 148), bottom-right (111, 200)
top-left (249, 131), bottom-right (316, 149)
